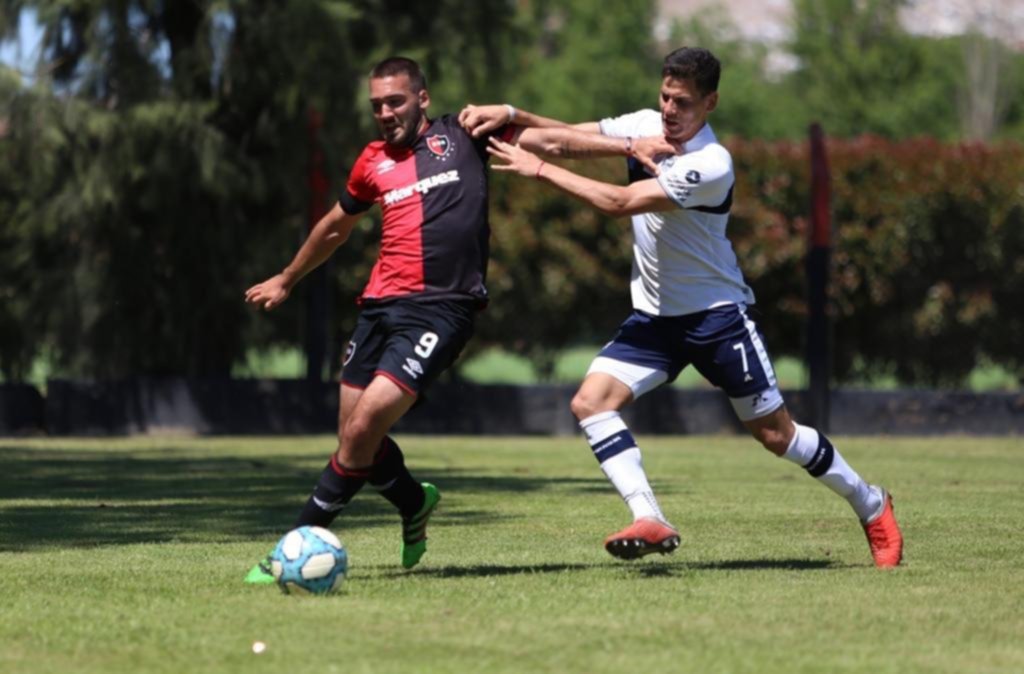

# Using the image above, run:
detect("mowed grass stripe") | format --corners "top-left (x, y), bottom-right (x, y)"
top-left (0, 436), bottom-right (1022, 674)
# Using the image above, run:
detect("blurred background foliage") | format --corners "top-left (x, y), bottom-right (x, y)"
top-left (1, 0), bottom-right (1022, 387)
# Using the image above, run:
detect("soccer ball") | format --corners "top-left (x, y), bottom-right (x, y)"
top-left (270, 526), bottom-right (348, 595)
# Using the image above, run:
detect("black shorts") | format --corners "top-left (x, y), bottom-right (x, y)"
top-left (340, 298), bottom-right (477, 396)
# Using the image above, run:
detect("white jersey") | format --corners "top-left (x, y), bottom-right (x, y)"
top-left (599, 110), bottom-right (754, 316)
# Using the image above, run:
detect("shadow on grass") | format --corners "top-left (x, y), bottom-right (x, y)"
top-left (370, 557), bottom-right (840, 580)
top-left (376, 562), bottom-right (599, 579)
top-left (629, 558), bottom-right (841, 576)
top-left (0, 446), bottom-right (605, 552)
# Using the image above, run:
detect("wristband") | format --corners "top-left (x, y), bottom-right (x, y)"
top-left (535, 161), bottom-right (546, 179)
top-left (505, 104), bottom-right (517, 122)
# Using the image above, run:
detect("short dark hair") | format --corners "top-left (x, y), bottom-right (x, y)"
top-left (370, 56), bottom-right (427, 93)
top-left (662, 47), bottom-right (720, 96)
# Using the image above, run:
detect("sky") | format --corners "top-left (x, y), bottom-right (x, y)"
top-left (0, 9), bottom-right (43, 79)
top-left (1, 7), bottom-right (206, 85)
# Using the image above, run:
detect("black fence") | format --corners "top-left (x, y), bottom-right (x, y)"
top-left (2, 379), bottom-right (1023, 436)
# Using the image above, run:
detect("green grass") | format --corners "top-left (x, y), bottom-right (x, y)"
top-left (2, 435), bottom-right (1022, 673)
top-left (457, 346), bottom-right (810, 388)
top-left (224, 345), bottom-right (1019, 391)
top-left (231, 347), bottom-right (308, 379)
top-left (8, 346), bottom-right (1019, 391)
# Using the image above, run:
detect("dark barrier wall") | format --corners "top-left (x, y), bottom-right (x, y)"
top-left (44, 379), bottom-right (336, 435)
top-left (0, 384), bottom-right (45, 435)
top-left (12, 378), bottom-right (1022, 437)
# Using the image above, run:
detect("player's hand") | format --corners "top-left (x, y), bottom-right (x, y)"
top-left (486, 137), bottom-right (544, 177)
top-left (633, 136), bottom-right (682, 175)
top-left (244, 274), bottom-right (292, 311)
top-left (459, 104), bottom-right (511, 138)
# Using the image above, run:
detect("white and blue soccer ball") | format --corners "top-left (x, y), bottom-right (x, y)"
top-left (270, 526), bottom-right (348, 595)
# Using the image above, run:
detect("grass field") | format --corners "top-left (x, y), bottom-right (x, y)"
top-left (1, 435), bottom-right (1022, 674)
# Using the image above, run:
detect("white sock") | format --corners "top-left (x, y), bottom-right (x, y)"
top-left (782, 423), bottom-right (883, 522)
top-left (580, 411), bottom-right (666, 523)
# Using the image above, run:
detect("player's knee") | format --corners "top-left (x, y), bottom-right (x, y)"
top-left (570, 391), bottom-right (593, 421)
top-left (750, 425), bottom-right (791, 456)
top-left (340, 414), bottom-right (373, 450)
top-left (571, 390), bottom-right (614, 421)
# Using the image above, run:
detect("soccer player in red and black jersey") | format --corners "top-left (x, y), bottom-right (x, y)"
top-left (243, 57), bottom-right (671, 581)
top-left (242, 57), bottom-right (519, 581)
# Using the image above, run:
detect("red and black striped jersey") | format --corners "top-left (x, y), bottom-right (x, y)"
top-left (339, 114), bottom-right (513, 306)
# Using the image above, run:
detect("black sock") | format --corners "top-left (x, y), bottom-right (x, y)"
top-left (370, 436), bottom-right (425, 519)
top-left (294, 455), bottom-right (369, 528)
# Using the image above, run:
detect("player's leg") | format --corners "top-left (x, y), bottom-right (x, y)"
top-left (572, 372), bottom-right (669, 525)
top-left (293, 377), bottom-right (417, 529)
top-left (288, 306), bottom-right (398, 529)
top-left (744, 408), bottom-right (902, 567)
top-left (368, 435), bottom-right (429, 520)
top-left (339, 376), bottom-right (439, 570)
top-left (327, 323), bottom-right (429, 525)
top-left (246, 309), bottom-right (410, 583)
top-left (705, 305), bottom-right (902, 567)
top-left (244, 379), bottom-right (415, 584)
top-left (298, 372), bottom-right (439, 569)
top-left (358, 298), bottom-right (475, 567)
top-left (369, 434), bottom-right (441, 568)
top-left (744, 406), bottom-right (880, 519)
top-left (573, 372), bottom-right (680, 559)
top-left (572, 313), bottom-right (682, 559)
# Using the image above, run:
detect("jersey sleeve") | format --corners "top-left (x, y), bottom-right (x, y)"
top-left (338, 147), bottom-right (376, 215)
top-left (470, 121), bottom-right (517, 161)
top-left (656, 146), bottom-right (734, 211)
top-left (598, 109), bottom-right (660, 138)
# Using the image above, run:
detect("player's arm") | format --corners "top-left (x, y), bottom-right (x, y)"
top-left (459, 103), bottom-right (577, 136)
top-left (487, 137), bottom-right (676, 217)
top-left (460, 104), bottom-right (673, 174)
top-left (516, 127), bottom-right (674, 175)
top-left (244, 203), bottom-right (359, 311)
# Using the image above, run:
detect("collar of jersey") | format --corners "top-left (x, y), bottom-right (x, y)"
top-left (683, 123), bottom-right (717, 153)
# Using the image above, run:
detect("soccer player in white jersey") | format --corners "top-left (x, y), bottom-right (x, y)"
top-left (460, 47), bottom-right (903, 567)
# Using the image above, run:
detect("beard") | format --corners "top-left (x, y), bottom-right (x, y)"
top-left (381, 108), bottom-right (424, 147)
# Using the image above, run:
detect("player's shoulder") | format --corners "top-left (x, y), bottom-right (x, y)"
top-left (348, 141), bottom-right (396, 188)
top-left (599, 109), bottom-right (661, 137)
top-left (688, 125), bottom-right (730, 157)
top-left (667, 126), bottom-right (732, 177)
top-left (684, 141), bottom-right (732, 170)
top-left (432, 113), bottom-right (470, 137)
top-left (356, 140), bottom-right (390, 162)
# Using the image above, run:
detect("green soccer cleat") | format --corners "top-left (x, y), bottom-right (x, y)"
top-left (401, 483), bottom-right (441, 569)
top-left (243, 553), bottom-right (276, 585)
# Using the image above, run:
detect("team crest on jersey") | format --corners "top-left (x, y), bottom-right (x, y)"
top-left (426, 134), bottom-right (452, 159)
top-left (377, 158), bottom-right (397, 174)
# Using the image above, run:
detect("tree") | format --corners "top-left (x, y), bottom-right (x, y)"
top-left (0, 0), bottom-right (521, 380)
top-left (666, 6), bottom-right (809, 140)
top-left (788, 0), bottom-right (961, 139)
top-left (955, 0), bottom-right (1024, 142)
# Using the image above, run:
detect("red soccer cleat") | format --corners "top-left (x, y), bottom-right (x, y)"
top-left (604, 517), bottom-right (681, 560)
top-left (862, 489), bottom-right (903, 568)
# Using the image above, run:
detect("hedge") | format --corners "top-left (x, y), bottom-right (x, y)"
top-left (477, 136), bottom-right (1024, 386)
top-left (3, 127), bottom-right (1021, 387)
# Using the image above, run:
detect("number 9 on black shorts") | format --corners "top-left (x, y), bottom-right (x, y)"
top-left (340, 298), bottom-right (477, 396)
